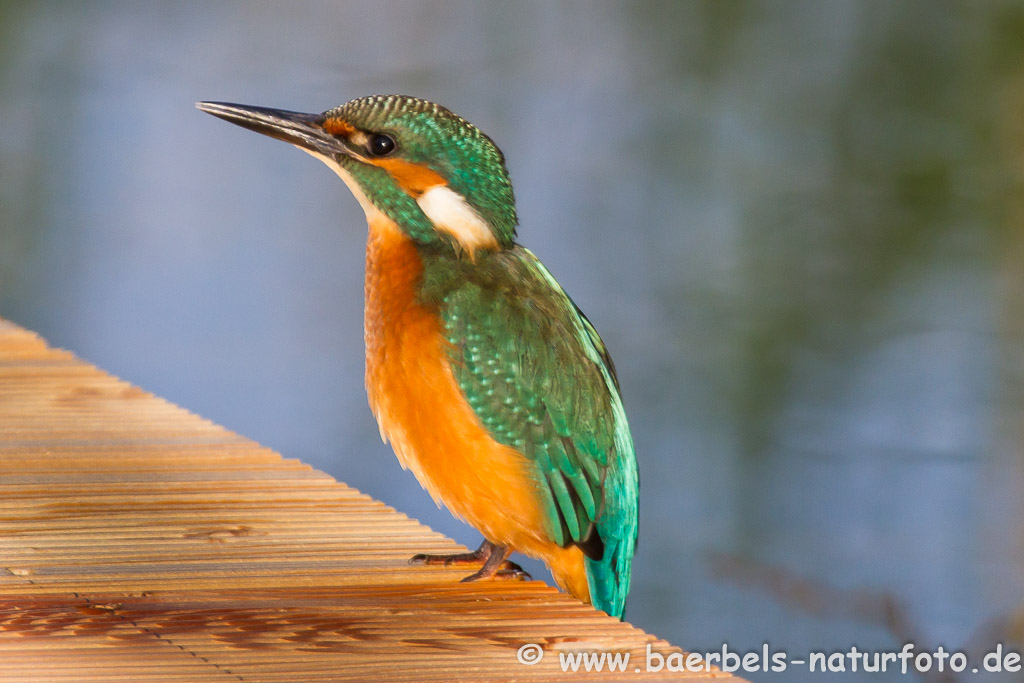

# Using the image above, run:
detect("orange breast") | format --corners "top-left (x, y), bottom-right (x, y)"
top-left (362, 218), bottom-right (588, 598)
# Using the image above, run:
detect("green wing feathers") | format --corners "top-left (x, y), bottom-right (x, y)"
top-left (424, 246), bottom-right (639, 618)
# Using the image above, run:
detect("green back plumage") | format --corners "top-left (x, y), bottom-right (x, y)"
top-left (420, 245), bottom-right (639, 618)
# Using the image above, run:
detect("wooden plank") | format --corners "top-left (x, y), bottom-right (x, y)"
top-left (0, 318), bottom-right (736, 680)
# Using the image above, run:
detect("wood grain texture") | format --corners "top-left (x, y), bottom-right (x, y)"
top-left (0, 318), bottom-right (735, 681)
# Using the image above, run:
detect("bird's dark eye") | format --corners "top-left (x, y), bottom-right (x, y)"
top-left (369, 133), bottom-right (396, 157)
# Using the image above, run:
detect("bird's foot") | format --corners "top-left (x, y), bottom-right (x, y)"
top-left (409, 539), bottom-right (492, 567)
top-left (461, 564), bottom-right (532, 583)
top-left (410, 539), bottom-right (531, 581)
top-left (456, 542), bottom-right (532, 582)
top-left (409, 551), bottom-right (486, 566)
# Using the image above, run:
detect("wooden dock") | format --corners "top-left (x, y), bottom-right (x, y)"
top-left (0, 318), bottom-right (731, 680)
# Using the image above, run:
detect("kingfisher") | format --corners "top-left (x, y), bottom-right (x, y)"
top-left (196, 95), bottom-right (639, 618)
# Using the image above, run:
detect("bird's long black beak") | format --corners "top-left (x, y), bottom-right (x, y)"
top-left (196, 101), bottom-right (353, 158)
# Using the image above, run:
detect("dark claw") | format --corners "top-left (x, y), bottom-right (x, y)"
top-left (502, 559), bottom-right (526, 574)
top-left (496, 567), bottom-right (533, 581)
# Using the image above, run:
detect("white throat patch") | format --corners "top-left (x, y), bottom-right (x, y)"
top-left (300, 147), bottom-right (497, 256)
top-left (299, 147), bottom-right (389, 226)
top-left (415, 185), bottom-right (497, 256)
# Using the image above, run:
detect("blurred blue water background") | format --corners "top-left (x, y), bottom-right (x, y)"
top-left (2, 2), bottom-right (1023, 680)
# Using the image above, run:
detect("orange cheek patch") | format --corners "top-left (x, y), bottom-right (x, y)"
top-left (322, 117), bottom-right (357, 137)
top-left (371, 158), bottom-right (446, 198)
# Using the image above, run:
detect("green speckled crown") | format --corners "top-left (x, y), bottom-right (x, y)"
top-left (330, 95), bottom-right (518, 247)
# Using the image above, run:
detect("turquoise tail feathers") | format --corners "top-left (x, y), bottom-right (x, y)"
top-left (582, 307), bottom-right (639, 620)
top-left (585, 421), bottom-right (639, 619)
top-left (585, 535), bottom-right (636, 619)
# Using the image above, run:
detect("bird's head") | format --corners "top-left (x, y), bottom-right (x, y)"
top-left (197, 95), bottom-right (517, 257)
